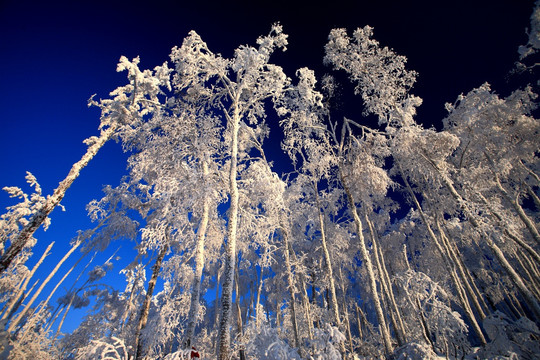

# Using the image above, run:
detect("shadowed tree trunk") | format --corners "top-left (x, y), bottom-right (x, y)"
top-left (134, 244), bottom-right (169, 360)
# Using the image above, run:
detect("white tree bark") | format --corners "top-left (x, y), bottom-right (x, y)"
top-left (282, 229), bottom-right (300, 349)
top-left (185, 161), bottom-right (211, 348)
top-left (340, 172), bottom-right (393, 355)
top-left (2, 241), bottom-right (53, 321)
top-left (437, 167), bottom-right (540, 321)
top-left (313, 186), bottom-right (341, 327)
top-left (366, 215), bottom-right (407, 346)
top-left (218, 100), bottom-right (240, 360)
top-left (0, 126), bottom-right (116, 274)
top-left (399, 168), bottom-right (487, 344)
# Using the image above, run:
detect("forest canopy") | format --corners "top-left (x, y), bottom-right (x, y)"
top-left (0, 2), bottom-right (539, 359)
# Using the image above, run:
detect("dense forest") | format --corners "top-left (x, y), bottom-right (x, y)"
top-left (1, 2), bottom-right (539, 359)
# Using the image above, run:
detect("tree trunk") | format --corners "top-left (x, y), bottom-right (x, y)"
top-left (134, 244), bottom-right (169, 360)
top-left (415, 296), bottom-right (435, 350)
top-left (438, 222), bottom-right (490, 321)
top-left (338, 267), bottom-right (354, 355)
top-left (340, 171), bottom-right (393, 355)
top-left (282, 229), bottom-right (300, 349)
top-left (287, 240), bottom-right (313, 341)
top-left (313, 185), bottom-right (341, 327)
top-left (185, 162), bottom-right (211, 348)
top-left (8, 239), bottom-right (84, 333)
top-left (234, 266), bottom-right (246, 360)
top-left (255, 257), bottom-right (265, 328)
top-left (0, 126), bottom-right (116, 274)
top-left (218, 102), bottom-right (240, 360)
top-left (399, 165), bottom-right (488, 343)
top-left (494, 176), bottom-right (540, 245)
top-left (366, 214), bottom-right (407, 346)
top-left (2, 241), bottom-right (53, 322)
top-left (436, 168), bottom-right (540, 320)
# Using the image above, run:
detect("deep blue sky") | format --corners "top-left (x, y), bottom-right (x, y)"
top-left (0, 0), bottom-right (535, 333)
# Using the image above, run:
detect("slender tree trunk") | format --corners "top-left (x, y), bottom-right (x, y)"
top-left (234, 266), bottom-right (246, 360)
top-left (479, 192), bottom-right (540, 264)
top-left (218, 102), bottom-right (240, 360)
top-left (520, 159), bottom-right (540, 185)
top-left (436, 168), bottom-right (540, 320)
top-left (134, 243), bottom-right (169, 360)
top-left (399, 165), bottom-right (486, 344)
top-left (514, 251), bottom-right (540, 298)
top-left (525, 183), bottom-right (540, 210)
top-left (214, 265), bottom-right (222, 328)
top-left (437, 221), bottom-right (488, 320)
top-left (340, 171), bottom-right (393, 355)
top-left (355, 303), bottom-right (364, 338)
top-left (255, 260), bottom-right (265, 328)
top-left (4, 279), bottom-right (39, 324)
top-left (494, 176), bottom-right (540, 245)
top-left (0, 126), bottom-right (116, 274)
top-left (521, 249), bottom-right (540, 288)
top-left (276, 299), bottom-right (282, 335)
top-left (8, 239), bottom-right (84, 332)
top-left (2, 241), bottom-right (53, 322)
top-left (51, 252), bottom-right (97, 338)
top-left (282, 229), bottom-right (300, 349)
top-left (213, 265), bottom-right (222, 355)
top-left (43, 250), bottom-right (89, 333)
top-left (488, 234), bottom-right (540, 320)
top-left (287, 240), bottom-right (313, 341)
top-left (366, 214), bottom-right (407, 346)
top-left (338, 267), bottom-right (354, 355)
top-left (246, 279), bottom-right (254, 325)
top-left (313, 185), bottom-right (341, 327)
top-left (415, 297), bottom-right (435, 350)
top-left (185, 163), bottom-right (211, 348)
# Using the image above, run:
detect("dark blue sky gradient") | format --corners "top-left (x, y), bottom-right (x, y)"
top-left (0, 0), bottom-right (535, 333)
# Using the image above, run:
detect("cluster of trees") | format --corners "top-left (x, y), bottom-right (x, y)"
top-left (0, 3), bottom-right (539, 359)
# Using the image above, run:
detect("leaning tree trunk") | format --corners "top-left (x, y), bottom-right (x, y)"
top-left (134, 244), bottom-right (169, 360)
top-left (494, 175), bottom-right (540, 246)
top-left (435, 167), bottom-right (540, 321)
top-left (437, 220), bottom-right (489, 319)
top-left (313, 185), bottom-right (341, 327)
top-left (366, 215), bottom-right (407, 346)
top-left (339, 170), bottom-right (393, 355)
top-left (218, 101), bottom-right (240, 360)
top-left (399, 168), bottom-right (487, 344)
top-left (0, 125), bottom-right (117, 274)
top-left (9, 237), bottom-right (87, 334)
top-left (2, 241), bottom-right (53, 322)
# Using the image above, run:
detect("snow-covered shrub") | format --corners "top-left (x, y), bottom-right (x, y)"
top-left (4, 307), bottom-right (58, 360)
top-left (75, 336), bottom-right (130, 360)
top-left (393, 342), bottom-right (439, 360)
top-left (306, 324), bottom-right (345, 360)
top-left (472, 311), bottom-right (540, 359)
top-left (244, 321), bottom-right (301, 360)
top-left (162, 348), bottom-right (195, 360)
top-left (394, 269), bottom-right (468, 353)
